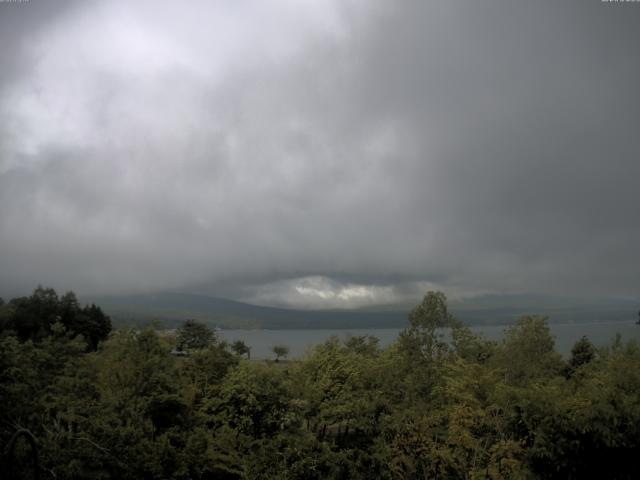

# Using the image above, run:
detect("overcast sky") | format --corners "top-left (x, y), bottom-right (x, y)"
top-left (1, 0), bottom-right (639, 308)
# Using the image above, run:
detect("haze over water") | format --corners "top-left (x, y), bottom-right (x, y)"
top-left (220, 322), bottom-right (640, 360)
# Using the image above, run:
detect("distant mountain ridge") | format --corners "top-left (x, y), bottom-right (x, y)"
top-left (85, 292), bottom-right (408, 329)
top-left (84, 292), bottom-right (640, 330)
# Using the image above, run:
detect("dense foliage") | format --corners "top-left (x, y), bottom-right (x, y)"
top-left (0, 286), bottom-right (111, 351)
top-left (1, 289), bottom-right (640, 479)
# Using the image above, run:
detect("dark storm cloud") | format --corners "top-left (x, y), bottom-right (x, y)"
top-left (0, 0), bottom-right (638, 306)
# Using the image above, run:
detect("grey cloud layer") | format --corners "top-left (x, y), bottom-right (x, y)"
top-left (1, 0), bottom-right (639, 305)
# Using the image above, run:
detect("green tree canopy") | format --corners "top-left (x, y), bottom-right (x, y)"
top-left (272, 344), bottom-right (289, 361)
top-left (2, 287), bottom-right (640, 479)
top-left (230, 339), bottom-right (251, 359)
top-left (0, 287), bottom-right (111, 350)
top-left (176, 319), bottom-right (214, 351)
top-left (494, 315), bottom-right (564, 385)
top-left (568, 335), bottom-right (597, 371)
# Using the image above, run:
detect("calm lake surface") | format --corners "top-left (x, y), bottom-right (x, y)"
top-left (219, 321), bottom-right (640, 359)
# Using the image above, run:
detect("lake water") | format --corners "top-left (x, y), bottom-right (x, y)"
top-left (219, 321), bottom-right (640, 359)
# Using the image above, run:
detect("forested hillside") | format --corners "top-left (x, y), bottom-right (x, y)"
top-left (1, 289), bottom-right (640, 479)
